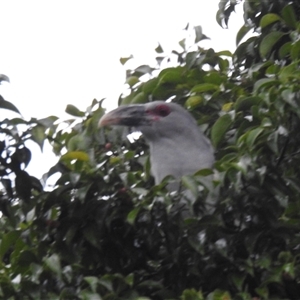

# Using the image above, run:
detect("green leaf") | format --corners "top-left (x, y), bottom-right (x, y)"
top-left (142, 77), bottom-right (159, 95)
top-left (261, 117), bottom-right (272, 128)
top-left (284, 178), bottom-right (300, 194)
top-left (283, 262), bottom-right (294, 277)
top-left (207, 289), bottom-right (231, 300)
top-left (67, 134), bottom-right (91, 151)
top-left (83, 226), bottom-right (100, 248)
top-left (79, 291), bottom-right (101, 300)
top-left (142, 154), bottom-right (151, 180)
top-left (127, 208), bottom-right (140, 225)
top-left (279, 42), bottom-right (292, 59)
top-left (65, 104), bottom-right (85, 117)
top-left (185, 96), bottom-right (203, 109)
top-left (194, 25), bottom-right (208, 43)
top-left (186, 52), bottom-right (198, 69)
top-left (17, 250), bottom-right (37, 267)
top-left (222, 102), bottom-right (233, 112)
top-left (265, 63), bottom-right (280, 75)
top-left (31, 125), bottom-right (46, 150)
top-left (191, 83), bottom-right (219, 93)
top-left (259, 31), bottom-right (285, 58)
top-left (84, 276), bottom-right (99, 293)
top-left (155, 43), bottom-right (163, 53)
top-left (246, 127), bottom-right (264, 148)
top-left (99, 276), bottom-right (113, 291)
top-left (204, 72), bottom-right (224, 85)
top-left (281, 4), bottom-right (297, 29)
top-left (179, 38), bottom-right (186, 50)
top-left (158, 67), bottom-right (183, 84)
top-left (235, 96), bottom-right (262, 111)
top-left (281, 89), bottom-right (297, 108)
top-left (236, 25), bottom-right (252, 45)
top-left (290, 40), bottom-right (300, 60)
top-left (181, 288), bottom-right (204, 300)
top-left (211, 114), bottom-right (232, 147)
top-left (0, 95), bottom-right (21, 114)
top-left (253, 78), bottom-right (280, 92)
top-left (77, 184), bottom-right (93, 202)
top-left (44, 254), bottom-right (61, 277)
top-left (259, 13), bottom-right (281, 29)
top-left (216, 50), bottom-right (232, 57)
top-left (61, 151), bottom-right (89, 161)
top-left (87, 108), bottom-right (105, 134)
top-left (230, 273), bottom-right (246, 291)
top-left (131, 91), bottom-right (147, 104)
top-left (194, 169), bottom-right (214, 177)
top-left (6, 117), bottom-right (27, 125)
top-left (132, 65), bottom-right (153, 76)
top-left (126, 76), bottom-right (139, 87)
top-left (36, 115), bottom-right (59, 127)
top-left (279, 62), bottom-right (299, 82)
top-left (125, 273), bottom-right (134, 286)
top-left (256, 255), bottom-right (271, 269)
top-left (137, 280), bottom-right (163, 289)
top-left (182, 175), bottom-right (198, 198)
top-left (120, 89), bottom-right (139, 106)
top-left (255, 286), bottom-right (269, 298)
top-left (0, 231), bottom-right (20, 259)
top-left (120, 55), bottom-right (133, 65)
top-left (216, 1), bottom-right (231, 28)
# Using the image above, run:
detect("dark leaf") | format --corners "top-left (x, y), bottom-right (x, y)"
top-left (0, 95), bottom-right (21, 114)
top-left (211, 114), bottom-right (232, 147)
top-left (155, 43), bottom-right (163, 53)
top-left (0, 74), bottom-right (10, 83)
top-left (236, 24), bottom-right (252, 45)
top-left (31, 125), bottom-right (46, 150)
top-left (65, 104), bottom-right (85, 117)
top-left (11, 147), bottom-right (32, 170)
top-left (259, 31), bottom-right (285, 58)
top-left (281, 4), bottom-right (297, 29)
top-left (120, 55), bottom-right (133, 65)
top-left (1, 179), bottom-right (13, 198)
top-left (259, 13), bottom-right (281, 29)
top-left (0, 231), bottom-right (20, 260)
top-left (194, 25), bottom-right (204, 43)
top-left (15, 170), bottom-right (32, 201)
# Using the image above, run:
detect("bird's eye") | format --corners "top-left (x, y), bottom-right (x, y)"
top-left (154, 104), bottom-right (171, 117)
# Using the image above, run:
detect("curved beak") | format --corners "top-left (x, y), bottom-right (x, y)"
top-left (98, 105), bottom-right (150, 127)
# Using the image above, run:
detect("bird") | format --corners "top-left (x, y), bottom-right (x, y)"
top-left (99, 101), bottom-right (215, 192)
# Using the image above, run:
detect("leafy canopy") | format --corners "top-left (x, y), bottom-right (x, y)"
top-left (1, 1), bottom-right (300, 299)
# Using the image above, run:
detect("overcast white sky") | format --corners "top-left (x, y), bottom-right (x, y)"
top-left (0, 1), bottom-right (243, 117)
top-left (0, 1), bottom-right (243, 178)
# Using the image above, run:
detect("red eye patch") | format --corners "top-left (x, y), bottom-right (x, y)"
top-left (152, 104), bottom-right (171, 117)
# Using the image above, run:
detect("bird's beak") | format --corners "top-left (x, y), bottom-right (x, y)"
top-left (98, 105), bottom-right (150, 127)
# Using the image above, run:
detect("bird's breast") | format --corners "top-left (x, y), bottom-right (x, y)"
top-left (149, 139), bottom-right (213, 185)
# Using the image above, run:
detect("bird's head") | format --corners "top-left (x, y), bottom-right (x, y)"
top-left (98, 101), bottom-right (198, 140)
top-left (99, 100), bottom-right (214, 187)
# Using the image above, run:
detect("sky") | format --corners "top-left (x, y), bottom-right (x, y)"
top-left (0, 0), bottom-right (243, 179)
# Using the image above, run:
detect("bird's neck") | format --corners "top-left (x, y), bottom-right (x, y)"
top-left (146, 131), bottom-right (214, 185)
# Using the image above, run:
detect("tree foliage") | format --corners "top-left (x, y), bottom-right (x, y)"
top-left (1, 1), bottom-right (300, 299)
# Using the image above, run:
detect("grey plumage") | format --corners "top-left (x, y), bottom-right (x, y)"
top-left (99, 101), bottom-right (215, 190)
